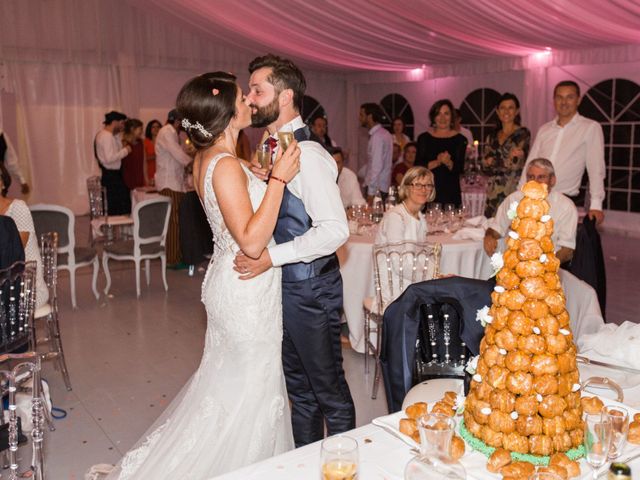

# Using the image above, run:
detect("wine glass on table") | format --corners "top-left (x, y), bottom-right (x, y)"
top-left (320, 435), bottom-right (358, 480)
top-left (583, 412), bottom-right (613, 479)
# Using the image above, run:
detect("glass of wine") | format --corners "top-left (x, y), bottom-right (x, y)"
top-left (256, 143), bottom-right (272, 169)
top-left (320, 435), bottom-right (358, 480)
top-left (583, 412), bottom-right (613, 479)
top-left (604, 405), bottom-right (629, 460)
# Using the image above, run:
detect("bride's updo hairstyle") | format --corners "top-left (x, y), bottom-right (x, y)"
top-left (176, 71), bottom-right (238, 150)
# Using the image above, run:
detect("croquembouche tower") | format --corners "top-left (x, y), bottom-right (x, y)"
top-left (463, 181), bottom-right (584, 460)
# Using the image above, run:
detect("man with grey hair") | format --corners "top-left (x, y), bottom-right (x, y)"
top-left (484, 157), bottom-right (578, 264)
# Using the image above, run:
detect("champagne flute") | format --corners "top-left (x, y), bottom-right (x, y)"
top-left (256, 143), bottom-right (272, 169)
top-left (278, 125), bottom-right (295, 152)
top-left (604, 405), bottom-right (629, 460)
top-left (320, 435), bottom-right (358, 480)
top-left (583, 413), bottom-right (613, 479)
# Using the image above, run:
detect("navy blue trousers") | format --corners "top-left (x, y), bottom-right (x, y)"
top-left (282, 269), bottom-right (355, 447)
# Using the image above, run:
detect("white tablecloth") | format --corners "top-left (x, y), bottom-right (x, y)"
top-left (338, 231), bottom-right (493, 353)
top-left (214, 371), bottom-right (640, 479)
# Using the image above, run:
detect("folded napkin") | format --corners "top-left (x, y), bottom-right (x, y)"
top-left (578, 321), bottom-right (640, 369)
top-left (452, 227), bottom-right (486, 241)
top-left (463, 215), bottom-right (488, 228)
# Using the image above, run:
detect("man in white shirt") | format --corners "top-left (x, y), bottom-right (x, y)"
top-left (486, 158), bottom-right (578, 264)
top-left (94, 111), bottom-right (132, 215)
top-left (331, 147), bottom-right (365, 207)
top-left (155, 109), bottom-right (193, 266)
top-left (521, 80), bottom-right (605, 225)
top-left (0, 129), bottom-right (30, 195)
top-left (359, 102), bottom-right (393, 203)
top-left (235, 53), bottom-right (354, 447)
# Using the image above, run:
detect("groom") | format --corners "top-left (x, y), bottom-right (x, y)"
top-left (234, 54), bottom-right (356, 447)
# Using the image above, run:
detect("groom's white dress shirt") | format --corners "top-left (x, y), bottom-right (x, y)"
top-left (267, 116), bottom-right (349, 267)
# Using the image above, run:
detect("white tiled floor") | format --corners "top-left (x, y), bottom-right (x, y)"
top-left (14, 227), bottom-right (639, 479)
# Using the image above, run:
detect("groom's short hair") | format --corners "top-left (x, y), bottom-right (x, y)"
top-left (249, 54), bottom-right (306, 113)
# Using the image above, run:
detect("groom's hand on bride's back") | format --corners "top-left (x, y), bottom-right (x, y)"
top-left (233, 249), bottom-right (273, 280)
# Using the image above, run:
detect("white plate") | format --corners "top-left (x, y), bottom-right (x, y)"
top-left (372, 410), bottom-right (420, 449)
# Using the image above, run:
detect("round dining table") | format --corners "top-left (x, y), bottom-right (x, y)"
top-left (337, 229), bottom-right (493, 353)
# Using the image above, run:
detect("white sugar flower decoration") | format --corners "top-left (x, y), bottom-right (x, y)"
top-left (508, 230), bottom-right (520, 240)
top-left (473, 374), bottom-right (482, 383)
top-left (490, 252), bottom-right (504, 276)
top-left (494, 285), bottom-right (505, 293)
top-left (510, 411), bottom-right (519, 420)
top-left (465, 355), bottom-right (479, 375)
top-left (481, 407), bottom-right (492, 415)
top-left (507, 201), bottom-right (519, 220)
top-left (559, 329), bottom-right (570, 336)
top-left (476, 305), bottom-right (493, 327)
top-left (540, 254), bottom-right (548, 263)
top-left (541, 214), bottom-right (551, 223)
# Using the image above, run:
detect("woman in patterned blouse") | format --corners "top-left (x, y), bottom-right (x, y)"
top-left (481, 93), bottom-right (530, 217)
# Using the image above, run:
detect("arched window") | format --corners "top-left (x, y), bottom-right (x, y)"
top-left (301, 95), bottom-right (325, 124)
top-left (380, 93), bottom-right (415, 140)
top-left (459, 88), bottom-right (501, 145)
top-left (580, 78), bottom-right (640, 212)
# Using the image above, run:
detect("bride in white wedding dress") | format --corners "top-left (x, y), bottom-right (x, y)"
top-left (92, 72), bottom-right (299, 479)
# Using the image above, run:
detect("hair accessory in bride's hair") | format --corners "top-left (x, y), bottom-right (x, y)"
top-left (181, 118), bottom-right (213, 138)
top-left (212, 88), bottom-right (220, 96)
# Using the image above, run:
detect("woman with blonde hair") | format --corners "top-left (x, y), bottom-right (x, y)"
top-left (376, 166), bottom-right (435, 245)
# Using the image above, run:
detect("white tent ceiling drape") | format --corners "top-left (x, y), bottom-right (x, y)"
top-left (0, 0), bottom-right (639, 214)
top-left (131, 0), bottom-right (640, 71)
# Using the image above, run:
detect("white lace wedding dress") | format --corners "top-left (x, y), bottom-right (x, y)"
top-left (103, 153), bottom-right (294, 479)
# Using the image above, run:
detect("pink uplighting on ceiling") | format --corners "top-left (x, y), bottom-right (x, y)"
top-left (129, 0), bottom-right (640, 71)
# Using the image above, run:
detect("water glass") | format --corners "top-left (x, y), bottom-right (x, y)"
top-left (320, 435), bottom-right (358, 480)
top-left (418, 413), bottom-right (456, 458)
top-left (604, 405), bottom-right (629, 460)
top-left (583, 412), bottom-right (612, 479)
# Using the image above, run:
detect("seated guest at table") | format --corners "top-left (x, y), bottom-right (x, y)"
top-left (375, 166), bottom-right (434, 245)
top-left (94, 111), bottom-right (132, 215)
top-left (392, 142), bottom-right (417, 187)
top-left (415, 99), bottom-right (467, 207)
top-left (484, 158), bottom-right (577, 264)
top-left (143, 119), bottom-right (161, 186)
top-left (122, 118), bottom-right (147, 190)
top-left (481, 93), bottom-right (531, 218)
top-left (0, 177), bottom-right (48, 309)
top-left (331, 147), bottom-right (365, 207)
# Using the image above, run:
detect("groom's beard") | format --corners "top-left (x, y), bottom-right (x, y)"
top-left (250, 96), bottom-right (280, 128)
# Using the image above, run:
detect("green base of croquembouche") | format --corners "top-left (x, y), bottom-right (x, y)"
top-left (458, 419), bottom-right (585, 466)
